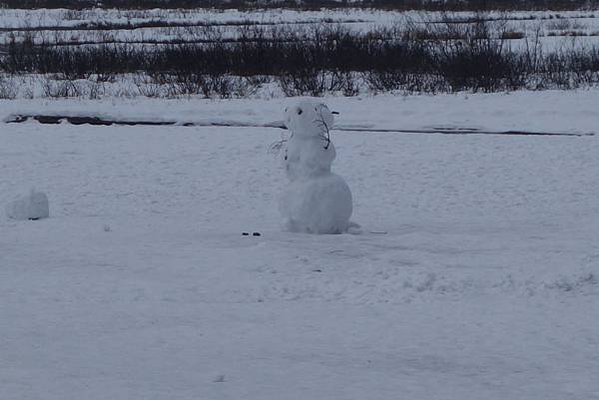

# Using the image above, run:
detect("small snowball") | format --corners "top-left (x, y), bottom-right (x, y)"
top-left (5, 190), bottom-right (49, 221)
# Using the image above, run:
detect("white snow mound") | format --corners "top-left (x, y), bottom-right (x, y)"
top-left (5, 190), bottom-right (50, 221)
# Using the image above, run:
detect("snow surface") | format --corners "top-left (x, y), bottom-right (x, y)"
top-left (1, 89), bottom-right (598, 133)
top-left (1, 92), bottom-right (599, 399)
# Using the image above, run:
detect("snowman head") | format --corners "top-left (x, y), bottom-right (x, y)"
top-left (284, 101), bottom-right (335, 141)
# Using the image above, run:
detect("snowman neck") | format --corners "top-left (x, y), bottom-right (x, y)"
top-left (292, 124), bottom-right (331, 149)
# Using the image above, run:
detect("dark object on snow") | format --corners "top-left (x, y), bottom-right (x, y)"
top-left (6, 114), bottom-right (592, 137)
top-left (252, 232), bottom-right (261, 236)
top-left (5, 114), bottom-right (285, 129)
top-left (242, 232), bottom-right (249, 236)
top-left (28, 218), bottom-right (40, 221)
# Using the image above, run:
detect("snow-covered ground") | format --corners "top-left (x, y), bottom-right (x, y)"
top-left (2, 8), bottom-right (599, 48)
top-left (1, 91), bottom-right (599, 399)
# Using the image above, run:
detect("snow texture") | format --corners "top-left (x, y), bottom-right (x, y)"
top-left (5, 189), bottom-right (49, 220)
top-left (1, 92), bottom-right (599, 400)
top-left (279, 101), bottom-right (353, 234)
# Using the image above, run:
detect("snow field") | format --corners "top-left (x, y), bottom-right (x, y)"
top-left (1, 94), bottom-right (598, 399)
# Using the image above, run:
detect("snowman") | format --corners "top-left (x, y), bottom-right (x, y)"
top-left (278, 100), bottom-right (354, 234)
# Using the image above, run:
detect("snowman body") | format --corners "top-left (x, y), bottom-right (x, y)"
top-left (279, 101), bottom-right (353, 234)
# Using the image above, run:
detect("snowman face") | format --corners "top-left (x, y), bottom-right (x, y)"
top-left (284, 101), bottom-right (335, 139)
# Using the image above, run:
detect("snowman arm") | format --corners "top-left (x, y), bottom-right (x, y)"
top-left (313, 113), bottom-right (331, 149)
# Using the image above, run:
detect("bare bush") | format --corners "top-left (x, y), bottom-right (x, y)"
top-left (2, 18), bottom-right (599, 98)
top-left (279, 70), bottom-right (356, 97)
top-left (0, 75), bottom-right (18, 99)
top-left (41, 77), bottom-right (83, 98)
top-left (1, 0), bottom-right (597, 11)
